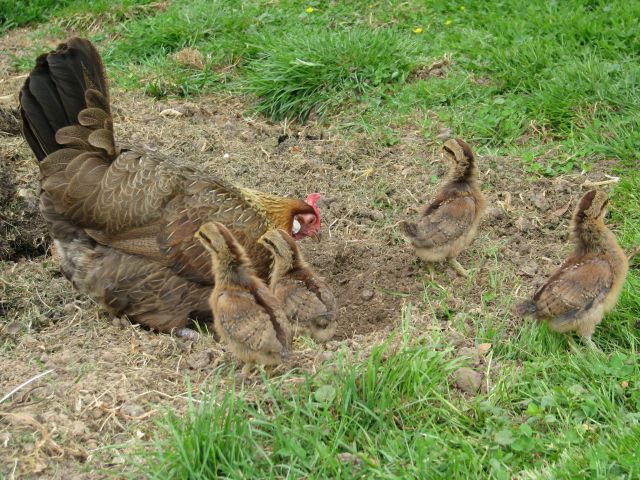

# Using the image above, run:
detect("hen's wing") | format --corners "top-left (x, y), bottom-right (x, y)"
top-left (533, 257), bottom-right (613, 326)
top-left (62, 241), bottom-right (211, 332)
top-left (402, 195), bottom-right (476, 249)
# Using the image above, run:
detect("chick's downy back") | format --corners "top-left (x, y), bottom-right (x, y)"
top-left (259, 229), bottom-right (337, 342)
top-left (196, 222), bottom-right (290, 367)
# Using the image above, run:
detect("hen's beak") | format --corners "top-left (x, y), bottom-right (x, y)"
top-left (310, 231), bottom-right (322, 242)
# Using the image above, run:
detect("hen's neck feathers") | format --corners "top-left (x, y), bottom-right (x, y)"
top-left (239, 188), bottom-right (311, 230)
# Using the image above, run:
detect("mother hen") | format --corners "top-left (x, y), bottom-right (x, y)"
top-left (19, 38), bottom-right (321, 334)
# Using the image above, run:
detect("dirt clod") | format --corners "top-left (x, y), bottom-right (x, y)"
top-left (453, 367), bottom-right (483, 394)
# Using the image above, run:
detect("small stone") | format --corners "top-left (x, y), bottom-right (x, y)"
top-left (63, 303), bottom-right (75, 315)
top-left (369, 210), bottom-right (384, 222)
top-left (316, 351), bottom-right (333, 363)
top-left (553, 179), bottom-right (571, 194)
top-left (313, 145), bottom-right (324, 155)
top-left (477, 343), bottom-right (492, 356)
top-left (70, 420), bottom-right (87, 436)
top-left (101, 350), bottom-right (117, 363)
top-left (448, 330), bottom-right (465, 348)
top-left (4, 320), bottom-right (21, 336)
top-left (360, 290), bottom-right (374, 301)
top-left (172, 47), bottom-right (205, 70)
top-left (436, 128), bottom-right (453, 141)
top-left (515, 217), bottom-right (533, 232)
top-left (159, 108), bottom-right (183, 118)
top-left (453, 367), bottom-right (483, 394)
top-left (520, 263), bottom-right (538, 276)
top-left (531, 193), bottom-right (550, 212)
top-left (17, 188), bottom-right (36, 201)
top-left (120, 402), bottom-right (144, 418)
top-left (484, 206), bottom-right (504, 222)
top-left (187, 350), bottom-right (213, 370)
top-left (337, 452), bottom-right (362, 466)
top-left (516, 243), bottom-right (531, 255)
top-left (90, 408), bottom-right (104, 420)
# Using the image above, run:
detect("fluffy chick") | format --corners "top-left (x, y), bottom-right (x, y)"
top-left (259, 229), bottom-right (337, 342)
top-left (196, 222), bottom-right (290, 372)
top-left (516, 190), bottom-right (628, 349)
top-left (399, 138), bottom-right (486, 277)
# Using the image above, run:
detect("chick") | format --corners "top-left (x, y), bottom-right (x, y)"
top-left (516, 190), bottom-right (628, 349)
top-left (195, 222), bottom-right (290, 373)
top-left (400, 138), bottom-right (486, 277)
top-left (259, 229), bottom-right (337, 342)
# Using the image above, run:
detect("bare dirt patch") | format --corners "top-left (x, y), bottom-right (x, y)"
top-left (0, 85), bottom-right (623, 477)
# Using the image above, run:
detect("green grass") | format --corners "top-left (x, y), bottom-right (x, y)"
top-left (8, 0), bottom-right (640, 166)
top-left (134, 317), bottom-right (639, 479)
top-left (3, 1), bottom-right (640, 478)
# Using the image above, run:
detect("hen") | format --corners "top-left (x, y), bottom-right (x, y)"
top-left (19, 38), bottom-right (321, 333)
top-left (259, 229), bottom-right (337, 342)
top-left (516, 190), bottom-right (628, 349)
top-left (196, 222), bottom-right (290, 372)
top-left (399, 138), bottom-right (486, 277)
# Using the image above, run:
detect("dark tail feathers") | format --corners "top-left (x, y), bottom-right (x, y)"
top-left (19, 37), bottom-right (109, 161)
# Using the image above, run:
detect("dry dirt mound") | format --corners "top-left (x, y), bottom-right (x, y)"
top-left (0, 91), bottom-right (622, 478)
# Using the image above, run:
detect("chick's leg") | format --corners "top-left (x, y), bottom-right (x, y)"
top-left (581, 336), bottom-right (603, 353)
top-left (427, 263), bottom-right (437, 280)
top-left (448, 257), bottom-right (469, 277)
top-left (241, 362), bottom-right (255, 376)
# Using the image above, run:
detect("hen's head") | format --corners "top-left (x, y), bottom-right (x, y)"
top-left (292, 193), bottom-right (321, 240)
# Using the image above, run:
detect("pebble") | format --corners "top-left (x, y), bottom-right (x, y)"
top-left (120, 402), bottom-right (144, 418)
top-left (360, 290), bottom-right (374, 300)
top-left (477, 343), bottom-right (492, 356)
top-left (453, 367), bottom-right (483, 394)
top-left (515, 217), bottom-right (533, 232)
top-left (531, 193), bottom-right (550, 212)
top-left (484, 206), bottom-right (504, 222)
top-left (436, 128), bottom-right (453, 141)
top-left (520, 262), bottom-right (538, 276)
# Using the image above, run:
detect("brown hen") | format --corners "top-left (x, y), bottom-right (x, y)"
top-left (516, 190), bottom-right (628, 349)
top-left (259, 229), bottom-right (337, 342)
top-left (19, 38), bottom-right (321, 333)
top-left (196, 222), bottom-right (290, 372)
top-left (399, 138), bottom-right (486, 277)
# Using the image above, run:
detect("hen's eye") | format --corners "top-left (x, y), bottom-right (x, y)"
top-left (292, 219), bottom-right (301, 234)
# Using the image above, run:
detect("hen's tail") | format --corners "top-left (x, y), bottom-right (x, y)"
top-left (19, 37), bottom-right (111, 161)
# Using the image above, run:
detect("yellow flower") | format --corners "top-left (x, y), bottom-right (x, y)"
top-left (444, 19), bottom-right (453, 25)
top-left (305, 6), bottom-right (314, 13)
top-left (413, 27), bottom-right (423, 34)
top-left (459, 6), bottom-right (465, 11)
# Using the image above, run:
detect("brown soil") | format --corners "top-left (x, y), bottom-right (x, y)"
top-left (0, 49), bottom-right (624, 480)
